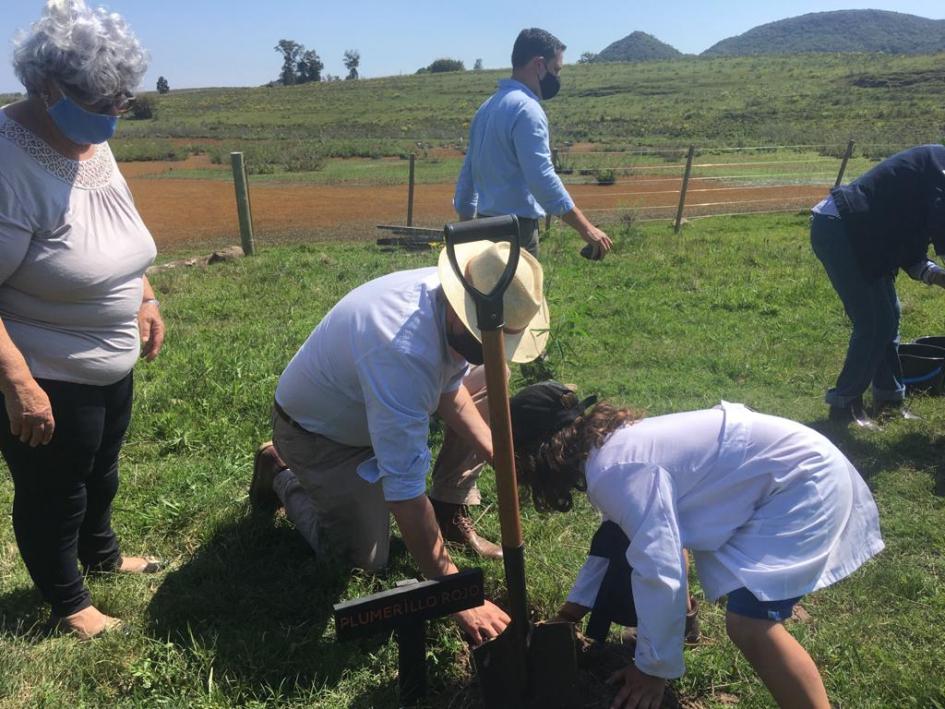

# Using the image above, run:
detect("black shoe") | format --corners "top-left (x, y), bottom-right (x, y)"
top-left (873, 400), bottom-right (921, 421)
top-left (828, 397), bottom-right (880, 430)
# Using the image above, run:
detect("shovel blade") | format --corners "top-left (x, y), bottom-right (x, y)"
top-left (474, 621), bottom-right (579, 709)
top-left (474, 627), bottom-right (527, 708)
top-left (526, 621), bottom-right (580, 708)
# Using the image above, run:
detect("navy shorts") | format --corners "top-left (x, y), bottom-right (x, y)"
top-left (726, 587), bottom-right (803, 622)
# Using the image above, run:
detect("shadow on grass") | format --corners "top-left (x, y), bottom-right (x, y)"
top-left (0, 586), bottom-right (48, 639)
top-left (146, 512), bottom-right (391, 700)
top-left (808, 418), bottom-right (945, 496)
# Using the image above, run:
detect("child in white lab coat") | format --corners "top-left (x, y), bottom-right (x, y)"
top-left (510, 382), bottom-right (884, 709)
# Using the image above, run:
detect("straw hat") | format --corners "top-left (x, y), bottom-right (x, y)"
top-left (438, 242), bottom-right (549, 363)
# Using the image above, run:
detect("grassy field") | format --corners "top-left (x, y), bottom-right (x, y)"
top-left (1, 214), bottom-right (943, 707)
top-left (83, 52), bottom-right (943, 200)
top-left (111, 52), bottom-right (945, 154)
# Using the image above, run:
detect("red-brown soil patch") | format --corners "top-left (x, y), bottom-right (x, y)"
top-left (124, 166), bottom-right (826, 250)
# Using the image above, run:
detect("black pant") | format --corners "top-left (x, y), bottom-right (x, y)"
top-left (0, 373), bottom-right (133, 617)
top-left (479, 215), bottom-right (541, 258)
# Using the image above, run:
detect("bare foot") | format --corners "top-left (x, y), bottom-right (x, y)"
top-left (118, 556), bottom-right (164, 574)
top-left (56, 606), bottom-right (122, 640)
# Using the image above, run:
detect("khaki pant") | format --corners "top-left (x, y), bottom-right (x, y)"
top-left (272, 365), bottom-right (490, 570)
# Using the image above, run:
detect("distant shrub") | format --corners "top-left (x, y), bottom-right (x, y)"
top-left (595, 169), bottom-right (617, 185)
top-left (426, 58), bottom-right (465, 73)
top-left (128, 96), bottom-right (155, 120)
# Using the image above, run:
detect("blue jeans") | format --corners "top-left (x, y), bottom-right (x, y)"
top-left (726, 587), bottom-right (803, 622)
top-left (810, 213), bottom-right (905, 407)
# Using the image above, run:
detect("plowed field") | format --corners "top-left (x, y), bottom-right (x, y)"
top-left (123, 159), bottom-right (828, 249)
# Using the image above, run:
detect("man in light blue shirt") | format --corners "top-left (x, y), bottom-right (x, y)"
top-left (454, 28), bottom-right (613, 259)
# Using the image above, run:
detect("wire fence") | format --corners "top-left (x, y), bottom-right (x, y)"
top-left (212, 140), bottom-right (927, 250)
top-left (545, 141), bottom-right (882, 230)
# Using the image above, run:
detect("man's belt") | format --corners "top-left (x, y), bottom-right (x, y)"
top-left (273, 399), bottom-right (310, 433)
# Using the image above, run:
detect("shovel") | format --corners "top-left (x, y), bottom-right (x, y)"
top-left (444, 216), bottom-right (579, 709)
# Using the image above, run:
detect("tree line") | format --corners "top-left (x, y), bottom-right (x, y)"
top-left (150, 45), bottom-right (488, 96)
top-left (274, 40), bottom-right (360, 84)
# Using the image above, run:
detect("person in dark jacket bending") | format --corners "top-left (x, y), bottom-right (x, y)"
top-left (810, 144), bottom-right (945, 428)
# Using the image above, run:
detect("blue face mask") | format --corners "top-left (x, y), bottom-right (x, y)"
top-left (47, 95), bottom-right (118, 145)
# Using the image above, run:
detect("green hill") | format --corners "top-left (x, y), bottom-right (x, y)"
top-left (594, 31), bottom-right (683, 62)
top-left (703, 10), bottom-right (945, 57)
top-left (116, 52), bottom-right (945, 153)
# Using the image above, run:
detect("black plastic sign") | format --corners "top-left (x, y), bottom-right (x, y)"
top-left (334, 568), bottom-right (484, 641)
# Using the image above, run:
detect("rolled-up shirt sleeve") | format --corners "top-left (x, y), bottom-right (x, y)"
top-left (592, 464), bottom-right (688, 679)
top-left (0, 173), bottom-right (33, 286)
top-left (454, 151), bottom-right (478, 220)
top-left (511, 108), bottom-right (574, 216)
top-left (354, 347), bottom-right (440, 502)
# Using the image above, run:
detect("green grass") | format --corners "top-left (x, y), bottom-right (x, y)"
top-left (117, 53), bottom-right (945, 151)
top-left (146, 155), bottom-right (465, 186)
top-left (1, 214), bottom-right (944, 707)
top-left (107, 139), bottom-right (189, 163)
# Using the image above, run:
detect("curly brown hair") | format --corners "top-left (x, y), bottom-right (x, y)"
top-left (516, 402), bottom-right (643, 513)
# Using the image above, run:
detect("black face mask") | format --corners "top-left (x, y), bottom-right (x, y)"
top-left (447, 327), bottom-right (485, 365)
top-left (539, 67), bottom-right (560, 100)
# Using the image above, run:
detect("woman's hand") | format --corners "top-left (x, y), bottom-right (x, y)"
top-left (138, 300), bottom-right (165, 361)
top-left (5, 377), bottom-right (54, 446)
top-left (607, 662), bottom-right (666, 709)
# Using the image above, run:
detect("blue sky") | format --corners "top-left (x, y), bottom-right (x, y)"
top-left (2, 1), bottom-right (944, 93)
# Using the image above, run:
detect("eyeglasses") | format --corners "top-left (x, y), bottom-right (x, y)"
top-left (57, 81), bottom-right (136, 116)
top-left (88, 92), bottom-right (136, 116)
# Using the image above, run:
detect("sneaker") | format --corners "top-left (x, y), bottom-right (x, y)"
top-left (828, 396), bottom-right (880, 430)
top-left (872, 400), bottom-right (921, 422)
top-left (250, 441), bottom-right (288, 512)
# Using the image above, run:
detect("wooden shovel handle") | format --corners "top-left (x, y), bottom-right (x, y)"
top-left (481, 329), bottom-right (523, 549)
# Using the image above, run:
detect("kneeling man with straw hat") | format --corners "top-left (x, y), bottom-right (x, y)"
top-left (250, 242), bottom-right (548, 644)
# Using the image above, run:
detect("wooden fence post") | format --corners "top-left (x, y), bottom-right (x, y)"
top-left (834, 139), bottom-right (856, 187)
top-left (407, 154), bottom-right (416, 227)
top-left (230, 152), bottom-right (255, 256)
top-left (674, 145), bottom-right (696, 234)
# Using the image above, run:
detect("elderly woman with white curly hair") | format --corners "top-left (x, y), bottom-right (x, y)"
top-left (1, 0), bottom-right (165, 639)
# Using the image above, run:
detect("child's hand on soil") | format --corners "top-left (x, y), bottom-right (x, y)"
top-left (607, 662), bottom-right (666, 709)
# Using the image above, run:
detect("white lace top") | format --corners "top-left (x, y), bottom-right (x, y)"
top-left (0, 109), bottom-right (156, 385)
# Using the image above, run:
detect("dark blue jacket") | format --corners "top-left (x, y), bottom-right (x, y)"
top-left (831, 144), bottom-right (945, 279)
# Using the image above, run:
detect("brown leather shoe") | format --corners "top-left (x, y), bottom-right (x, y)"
top-left (431, 499), bottom-right (503, 559)
top-left (250, 441), bottom-right (288, 512)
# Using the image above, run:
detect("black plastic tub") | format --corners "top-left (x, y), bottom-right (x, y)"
top-left (913, 336), bottom-right (945, 350)
top-left (899, 341), bottom-right (945, 394)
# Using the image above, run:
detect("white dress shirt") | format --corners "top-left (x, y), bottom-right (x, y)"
top-left (275, 267), bottom-right (468, 502)
top-left (568, 402), bottom-right (884, 679)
